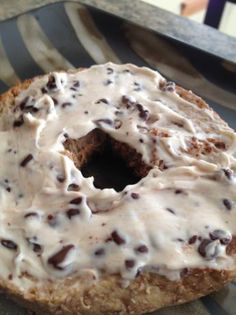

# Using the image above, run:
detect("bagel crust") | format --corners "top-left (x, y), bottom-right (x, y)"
top-left (0, 63), bottom-right (236, 315)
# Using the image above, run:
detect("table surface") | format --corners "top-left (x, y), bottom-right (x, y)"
top-left (0, 0), bottom-right (236, 64)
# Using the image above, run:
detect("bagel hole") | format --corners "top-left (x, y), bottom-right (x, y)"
top-left (63, 129), bottom-right (150, 191)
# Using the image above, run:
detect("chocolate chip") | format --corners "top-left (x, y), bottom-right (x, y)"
top-left (62, 102), bottom-right (72, 108)
top-left (48, 244), bottom-right (74, 270)
top-left (47, 214), bottom-right (57, 227)
top-left (6, 187), bottom-right (11, 192)
top-left (27, 238), bottom-right (42, 253)
top-left (1, 239), bottom-right (17, 250)
top-left (104, 79), bottom-right (113, 86)
top-left (121, 95), bottom-right (135, 108)
top-left (94, 248), bottom-right (105, 256)
top-left (57, 175), bottom-right (65, 183)
top-left (159, 80), bottom-right (175, 92)
top-left (214, 142), bottom-right (226, 150)
top-left (46, 74), bottom-right (57, 90)
top-left (94, 119), bottom-right (113, 127)
top-left (19, 97), bottom-right (30, 111)
top-left (136, 104), bottom-right (149, 121)
top-left (135, 245), bottom-right (149, 254)
top-left (41, 87), bottom-right (47, 94)
top-left (51, 97), bottom-right (58, 105)
top-left (222, 168), bottom-right (233, 180)
top-left (107, 67), bottom-right (114, 74)
top-left (188, 235), bottom-right (198, 244)
top-left (95, 98), bottom-right (109, 104)
top-left (198, 239), bottom-right (220, 259)
top-left (70, 197), bottom-right (82, 205)
top-left (166, 208), bottom-right (175, 215)
top-left (133, 82), bottom-right (141, 91)
top-left (125, 259), bottom-right (135, 269)
top-left (175, 189), bottom-right (183, 194)
top-left (32, 243), bottom-right (42, 253)
top-left (24, 212), bottom-right (38, 218)
top-left (223, 198), bottom-right (232, 210)
top-left (20, 154), bottom-right (33, 167)
top-left (209, 229), bottom-right (232, 245)
top-left (66, 208), bottom-right (80, 219)
top-left (8, 274), bottom-right (13, 280)
top-left (114, 119), bottom-right (122, 129)
top-left (139, 139), bottom-right (144, 143)
top-left (110, 230), bottom-right (126, 245)
top-left (13, 115), bottom-right (24, 128)
top-left (73, 80), bottom-right (80, 88)
top-left (131, 193), bottom-right (140, 200)
top-left (67, 184), bottom-right (80, 191)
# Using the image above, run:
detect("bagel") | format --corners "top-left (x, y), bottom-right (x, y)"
top-left (0, 63), bottom-right (236, 315)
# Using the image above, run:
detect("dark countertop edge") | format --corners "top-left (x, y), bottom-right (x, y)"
top-left (1, 0), bottom-right (236, 64)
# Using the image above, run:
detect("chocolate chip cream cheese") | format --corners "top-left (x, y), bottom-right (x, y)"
top-left (0, 63), bottom-right (236, 291)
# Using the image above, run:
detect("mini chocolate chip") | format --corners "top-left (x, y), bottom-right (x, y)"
top-left (1, 239), bottom-right (17, 250)
top-left (131, 193), bottom-right (140, 199)
top-left (177, 238), bottom-right (184, 242)
top-left (133, 82), bottom-right (141, 91)
top-left (20, 154), bottom-right (33, 167)
top-left (8, 274), bottom-right (13, 280)
top-left (19, 97), bottom-right (30, 111)
top-left (111, 230), bottom-right (126, 245)
top-left (223, 198), bottom-right (232, 210)
top-left (32, 243), bottom-right (42, 253)
top-left (6, 187), bottom-right (11, 192)
top-left (13, 115), bottom-right (24, 128)
top-left (222, 168), bottom-right (233, 180)
top-left (139, 139), bottom-right (144, 143)
top-left (104, 79), bottom-right (113, 85)
top-left (93, 119), bottom-right (113, 128)
top-left (51, 97), bottom-right (58, 105)
top-left (107, 67), bottom-right (114, 74)
top-left (57, 175), bottom-right (65, 183)
top-left (46, 75), bottom-right (57, 90)
top-left (94, 248), bottom-right (105, 256)
top-left (123, 69), bottom-right (130, 73)
top-left (95, 98), bottom-right (109, 104)
top-left (70, 197), bottom-right (82, 205)
top-left (62, 102), bottom-right (72, 108)
top-left (166, 208), bottom-right (175, 215)
top-left (73, 80), bottom-right (80, 88)
top-left (135, 245), bottom-right (149, 254)
top-left (67, 184), bottom-right (80, 191)
top-left (24, 212), bottom-right (38, 218)
top-left (114, 119), bottom-right (122, 129)
top-left (66, 208), bottom-right (80, 219)
top-left (41, 87), bottom-right (47, 94)
top-left (188, 235), bottom-right (198, 244)
top-left (48, 244), bottom-right (74, 270)
top-left (84, 111), bottom-right (89, 115)
top-left (209, 229), bottom-right (232, 245)
top-left (138, 109), bottom-right (149, 121)
top-left (125, 259), bottom-right (135, 269)
top-left (198, 239), bottom-right (220, 259)
top-left (175, 189), bottom-right (183, 194)
top-left (214, 142), bottom-right (226, 150)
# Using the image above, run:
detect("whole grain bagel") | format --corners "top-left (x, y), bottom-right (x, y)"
top-left (0, 63), bottom-right (236, 315)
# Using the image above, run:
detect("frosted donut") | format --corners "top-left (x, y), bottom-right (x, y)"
top-left (0, 63), bottom-right (236, 315)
